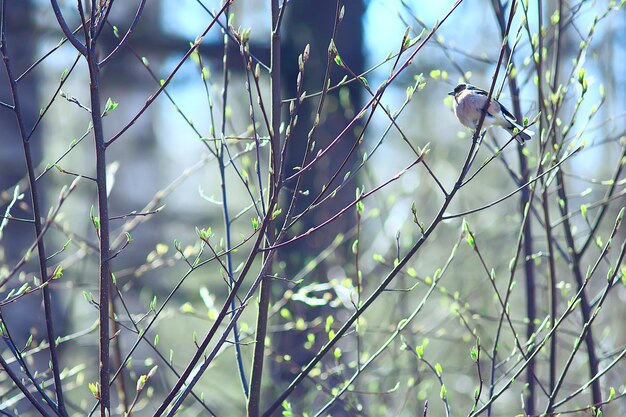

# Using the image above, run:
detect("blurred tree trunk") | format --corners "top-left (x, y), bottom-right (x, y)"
top-left (0, 1), bottom-right (39, 262)
top-left (0, 1), bottom-right (47, 343)
top-left (0, 4), bottom-right (62, 414)
top-left (273, 1), bottom-right (364, 414)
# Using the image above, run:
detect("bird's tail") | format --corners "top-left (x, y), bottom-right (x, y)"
top-left (505, 122), bottom-right (534, 144)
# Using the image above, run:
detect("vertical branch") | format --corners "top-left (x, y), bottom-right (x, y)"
top-left (542, 191), bottom-right (558, 393)
top-left (81, 14), bottom-right (113, 416)
top-left (354, 205), bottom-right (362, 369)
top-left (268, 2), bottom-right (282, 191)
top-left (110, 300), bottom-right (129, 413)
top-left (548, 171), bottom-right (602, 411)
top-left (0, 2), bottom-right (67, 415)
top-left (550, 0), bottom-right (564, 91)
top-left (537, 0), bottom-right (558, 399)
top-left (519, 178), bottom-right (536, 417)
top-left (489, 0), bottom-right (537, 413)
top-left (543, 0), bottom-right (600, 410)
top-left (217, 1), bottom-right (250, 397)
top-left (248, 0), bottom-right (281, 415)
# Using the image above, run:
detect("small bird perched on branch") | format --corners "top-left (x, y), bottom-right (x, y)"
top-left (448, 83), bottom-right (534, 144)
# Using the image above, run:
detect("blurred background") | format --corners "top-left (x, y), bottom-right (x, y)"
top-left (1, 0), bottom-right (625, 416)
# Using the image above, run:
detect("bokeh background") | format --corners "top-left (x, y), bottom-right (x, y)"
top-left (1, 0), bottom-right (625, 416)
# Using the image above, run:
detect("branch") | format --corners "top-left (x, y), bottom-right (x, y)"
top-left (50, 0), bottom-right (87, 54)
top-left (98, 0), bottom-right (147, 67)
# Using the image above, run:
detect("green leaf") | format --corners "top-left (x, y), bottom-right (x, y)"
top-left (440, 384), bottom-right (447, 400)
top-left (550, 10), bottom-right (560, 25)
top-left (180, 302), bottom-right (195, 314)
top-left (280, 308), bottom-right (292, 320)
top-left (103, 98), bottom-right (118, 115)
top-left (156, 243), bottom-right (167, 255)
top-left (429, 69), bottom-right (441, 79)
top-left (197, 227), bottom-right (212, 241)
top-left (282, 400), bottom-right (293, 417)
top-left (351, 240), bottom-right (359, 255)
top-left (325, 316), bottom-right (334, 333)
top-left (52, 265), bottom-right (63, 280)
top-left (136, 374), bottom-right (147, 391)
top-left (270, 208), bottom-right (282, 220)
top-left (333, 347), bottom-right (342, 360)
top-left (372, 253), bottom-right (385, 264)
top-left (608, 386), bottom-right (616, 401)
top-left (406, 86), bottom-right (415, 101)
top-left (435, 362), bottom-right (443, 376)
top-left (415, 339), bottom-right (429, 358)
top-left (433, 268), bottom-right (442, 281)
top-left (88, 382), bottom-right (100, 399)
top-left (470, 346), bottom-right (478, 361)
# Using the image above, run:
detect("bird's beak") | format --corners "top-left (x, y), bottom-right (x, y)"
top-left (447, 91), bottom-right (455, 96)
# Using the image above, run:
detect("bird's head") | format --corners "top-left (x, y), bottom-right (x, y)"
top-left (447, 83), bottom-right (473, 97)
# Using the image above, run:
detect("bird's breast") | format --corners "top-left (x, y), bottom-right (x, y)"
top-left (455, 94), bottom-right (494, 129)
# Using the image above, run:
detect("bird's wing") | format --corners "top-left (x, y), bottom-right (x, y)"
top-left (497, 100), bottom-right (518, 123)
top-left (487, 99), bottom-right (503, 118)
top-left (470, 89), bottom-right (513, 121)
top-left (490, 99), bottom-right (525, 130)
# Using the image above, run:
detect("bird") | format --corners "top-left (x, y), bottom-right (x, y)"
top-left (448, 83), bottom-right (534, 144)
